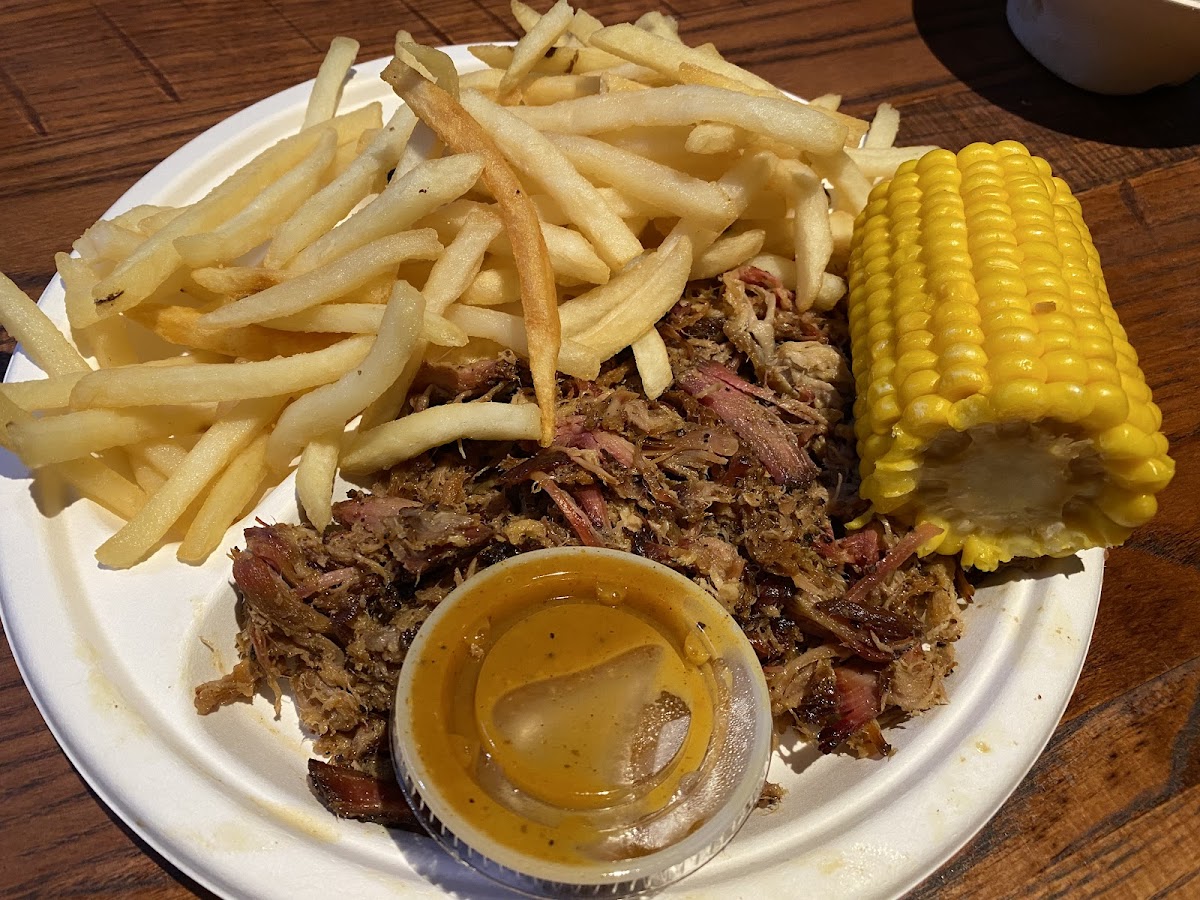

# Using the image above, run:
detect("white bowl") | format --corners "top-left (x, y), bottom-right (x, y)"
top-left (1007, 0), bottom-right (1200, 94)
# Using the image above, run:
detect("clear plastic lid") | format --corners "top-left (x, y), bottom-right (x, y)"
top-left (392, 547), bottom-right (773, 898)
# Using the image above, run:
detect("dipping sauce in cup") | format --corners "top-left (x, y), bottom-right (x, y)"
top-left (391, 547), bottom-right (773, 897)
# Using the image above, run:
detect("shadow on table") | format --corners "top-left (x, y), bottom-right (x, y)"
top-left (910, 0), bottom-right (1200, 148)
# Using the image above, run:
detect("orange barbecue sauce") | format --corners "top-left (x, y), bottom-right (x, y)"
top-left (405, 552), bottom-right (723, 865)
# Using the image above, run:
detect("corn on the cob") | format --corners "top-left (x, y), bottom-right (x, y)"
top-left (847, 140), bottom-right (1173, 570)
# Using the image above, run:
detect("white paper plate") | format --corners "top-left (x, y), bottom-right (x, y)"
top-left (0, 49), bottom-right (1102, 900)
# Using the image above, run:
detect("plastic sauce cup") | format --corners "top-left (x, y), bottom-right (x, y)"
top-left (391, 546), bottom-right (773, 897)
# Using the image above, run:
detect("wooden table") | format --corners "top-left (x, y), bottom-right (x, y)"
top-left (1, 1), bottom-right (1197, 896)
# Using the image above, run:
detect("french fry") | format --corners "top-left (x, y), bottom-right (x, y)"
top-left (265, 282), bottom-right (425, 469)
top-left (692, 228), bottom-right (765, 280)
top-left (589, 23), bottom-right (781, 96)
top-left (521, 74), bottom-right (602, 104)
top-left (74, 220), bottom-right (143, 265)
top-left (174, 129), bottom-right (338, 268)
top-left (572, 232), bottom-right (692, 359)
top-left (125, 303), bottom-right (339, 359)
top-left (685, 122), bottom-right (742, 155)
top-left (287, 154), bottom-right (481, 274)
top-left (810, 149), bottom-right (873, 216)
top-left (177, 432), bottom-right (270, 564)
top-left (304, 37), bottom-right (361, 127)
top-left (265, 107), bottom-right (419, 268)
top-left (445, 305), bottom-right (601, 380)
top-left (51, 457), bottom-right (147, 521)
top-left (95, 396), bottom-right (285, 568)
top-left (135, 206), bottom-right (190, 238)
top-left (809, 93), bottom-right (842, 111)
top-left (8, 407), bottom-right (207, 467)
top-left (864, 102), bottom-right (900, 149)
top-left (814, 272), bottom-right (847, 311)
top-left (199, 230), bottom-right (441, 329)
top-left (189, 265), bottom-right (282, 299)
top-left (0, 273), bottom-right (90, 375)
top-left (70, 335), bottom-right (374, 408)
top-left (512, 85), bottom-right (847, 156)
top-left (461, 266), bottom-right (521, 307)
top-left (90, 108), bottom-right (380, 315)
top-left (265, 304), bottom-right (385, 333)
top-left (790, 163), bottom-right (833, 309)
top-left (342, 401), bottom-right (541, 474)
top-left (459, 90), bottom-right (642, 269)
top-left (422, 311), bottom-right (469, 347)
top-left (556, 254), bottom-right (650, 334)
top-left (492, 221), bottom-right (611, 284)
top-left (499, 0), bottom-right (575, 100)
top-left (383, 54), bottom-right (561, 446)
top-left (510, 0), bottom-right (541, 33)
top-left (0, 372), bottom-right (85, 411)
top-left (633, 10), bottom-right (681, 41)
top-left (631, 328), bottom-right (672, 399)
top-left (423, 208), bottom-right (504, 313)
top-left (846, 145), bottom-right (940, 179)
top-left (55, 252), bottom-right (103, 330)
top-left (136, 438), bottom-right (190, 476)
top-left (295, 431), bottom-right (341, 534)
top-left (546, 132), bottom-right (737, 231)
top-left (830, 209), bottom-right (855, 259)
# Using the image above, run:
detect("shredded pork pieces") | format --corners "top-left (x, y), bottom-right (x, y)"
top-left (196, 267), bottom-right (968, 821)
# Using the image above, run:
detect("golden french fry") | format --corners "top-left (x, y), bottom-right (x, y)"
top-left (0, 373), bottom-right (85, 411)
top-left (692, 228), bottom-right (765, 280)
top-left (572, 232), bottom-right (692, 359)
top-left (178, 432), bottom-right (270, 564)
top-left (810, 150), bottom-right (873, 216)
top-left (295, 431), bottom-right (341, 533)
top-left (342, 401), bottom-right (541, 474)
top-left (423, 311), bottom-right (469, 347)
top-left (8, 406), bottom-right (206, 467)
top-left (134, 206), bottom-right (189, 238)
top-left (510, 0), bottom-right (541, 32)
top-left (95, 396), bottom-right (285, 568)
top-left (129, 454), bottom-right (168, 494)
top-left (499, 0), bottom-right (575, 100)
top-left (743, 253), bottom-right (796, 285)
top-left (189, 265), bottom-right (282, 299)
top-left (265, 283), bottom-right (424, 470)
top-left (546, 132), bottom-right (737, 231)
top-left (51, 457), bottom-right (147, 520)
top-left (55, 252), bottom-right (103, 330)
top-left (512, 85), bottom-right (847, 156)
top-left (304, 37), bottom-right (361, 127)
top-left (265, 107), bottom-right (418, 268)
top-left (556, 253), bottom-right (650, 334)
top-left (90, 108), bottom-right (379, 315)
top-left (589, 24), bottom-right (781, 95)
top-left (74, 220), bottom-right (143, 265)
top-left (174, 129), bottom-right (338, 268)
top-left (599, 71), bottom-right (652, 93)
top-left (445, 305), bottom-right (600, 380)
top-left (423, 208), bottom-right (504, 314)
top-left (0, 273), bottom-right (90, 375)
top-left (459, 90), bottom-right (642, 270)
top-left (125, 302), bottom-right (339, 359)
top-left (492, 221), bottom-right (611, 284)
top-left (521, 74), bottom-right (602, 104)
top-left (809, 93), bottom-right (842, 111)
top-left (814, 272), bottom-right (847, 311)
top-left (631, 328), bottom-right (672, 399)
top-left (633, 11), bottom-right (680, 40)
top-left (383, 54), bottom-right (561, 446)
top-left (287, 154), bottom-right (481, 274)
top-left (864, 102), bottom-right (900, 149)
top-left (461, 266), bottom-right (521, 307)
top-left (71, 335), bottom-right (373, 408)
top-left (830, 209), bottom-right (855, 260)
top-left (790, 163), bottom-right (833, 310)
top-left (265, 304), bottom-right (385, 333)
top-left (200, 230), bottom-right (441, 330)
top-left (846, 145), bottom-right (940, 180)
top-left (685, 122), bottom-right (742, 155)
top-left (136, 438), bottom-right (190, 476)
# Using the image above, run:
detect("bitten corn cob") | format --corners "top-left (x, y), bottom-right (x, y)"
top-left (847, 141), bottom-right (1173, 570)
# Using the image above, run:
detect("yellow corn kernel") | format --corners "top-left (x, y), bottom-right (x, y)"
top-left (847, 141), bottom-right (1172, 569)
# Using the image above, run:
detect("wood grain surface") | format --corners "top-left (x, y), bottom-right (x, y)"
top-left (1, 1), bottom-right (1197, 897)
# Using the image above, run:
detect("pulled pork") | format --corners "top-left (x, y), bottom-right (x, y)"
top-left (196, 267), bottom-right (967, 821)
